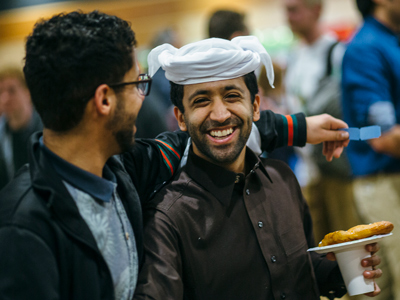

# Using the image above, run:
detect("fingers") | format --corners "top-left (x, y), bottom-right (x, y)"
top-left (365, 242), bottom-right (380, 255)
top-left (322, 140), bottom-right (346, 161)
top-left (319, 129), bottom-right (350, 144)
top-left (364, 282), bottom-right (381, 297)
top-left (325, 252), bottom-right (336, 261)
top-left (362, 255), bottom-right (381, 270)
top-left (326, 116), bottom-right (349, 130)
top-left (305, 114), bottom-right (349, 144)
top-left (332, 142), bottom-right (344, 159)
top-left (363, 267), bottom-right (382, 279)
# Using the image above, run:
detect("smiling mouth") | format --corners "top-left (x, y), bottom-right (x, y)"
top-left (209, 127), bottom-right (235, 138)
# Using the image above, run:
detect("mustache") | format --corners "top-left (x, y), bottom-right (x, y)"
top-left (200, 116), bottom-right (243, 132)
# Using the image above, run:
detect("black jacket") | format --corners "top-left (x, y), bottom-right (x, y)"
top-left (0, 132), bottom-right (188, 300)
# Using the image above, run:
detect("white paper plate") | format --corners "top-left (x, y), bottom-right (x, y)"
top-left (308, 233), bottom-right (393, 254)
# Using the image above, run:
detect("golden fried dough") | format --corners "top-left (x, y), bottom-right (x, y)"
top-left (319, 221), bottom-right (394, 247)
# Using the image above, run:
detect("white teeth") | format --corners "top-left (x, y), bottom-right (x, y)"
top-left (210, 128), bottom-right (233, 137)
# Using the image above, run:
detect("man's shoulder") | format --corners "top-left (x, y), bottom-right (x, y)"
top-left (346, 22), bottom-right (382, 53)
top-left (261, 157), bottom-right (294, 173)
top-left (0, 165), bottom-right (52, 229)
top-left (147, 169), bottom-right (194, 211)
top-left (260, 157), bottom-right (300, 185)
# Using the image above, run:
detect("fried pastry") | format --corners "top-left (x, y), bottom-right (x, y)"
top-left (319, 221), bottom-right (394, 247)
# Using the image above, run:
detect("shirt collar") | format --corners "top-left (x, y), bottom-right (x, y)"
top-left (185, 146), bottom-right (271, 206)
top-left (39, 137), bottom-right (116, 203)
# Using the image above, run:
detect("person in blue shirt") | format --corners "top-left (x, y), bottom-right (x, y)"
top-left (342, 0), bottom-right (400, 298)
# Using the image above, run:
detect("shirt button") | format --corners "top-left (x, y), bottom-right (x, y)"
top-left (271, 255), bottom-right (277, 263)
top-left (245, 189), bottom-right (250, 195)
top-left (258, 221), bottom-right (263, 228)
top-left (281, 293), bottom-right (286, 299)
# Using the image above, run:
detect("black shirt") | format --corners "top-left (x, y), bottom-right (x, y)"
top-left (135, 148), bottom-right (344, 300)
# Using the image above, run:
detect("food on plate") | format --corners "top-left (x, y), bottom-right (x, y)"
top-left (319, 221), bottom-right (394, 247)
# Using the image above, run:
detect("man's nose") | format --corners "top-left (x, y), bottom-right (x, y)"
top-left (210, 99), bottom-right (231, 123)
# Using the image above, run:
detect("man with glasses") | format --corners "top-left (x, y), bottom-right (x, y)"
top-left (0, 11), bottom-right (350, 300)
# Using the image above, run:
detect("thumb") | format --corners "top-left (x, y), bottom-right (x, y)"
top-left (326, 129), bottom-right (350, 142)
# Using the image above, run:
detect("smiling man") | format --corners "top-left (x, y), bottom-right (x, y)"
top-left (133, 36), bottom-right (382, 300)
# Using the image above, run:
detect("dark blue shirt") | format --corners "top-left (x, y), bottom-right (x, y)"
top-left (342, 16), bottom-right (400, 176)
top-left (40, 137), bottom-right (115, 202)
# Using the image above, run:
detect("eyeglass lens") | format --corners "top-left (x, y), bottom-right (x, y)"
top-left (138, 75), bottom-right (150, 96)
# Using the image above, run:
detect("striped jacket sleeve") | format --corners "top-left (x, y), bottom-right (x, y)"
top-left (121, 131), bottom-right (189, 203)
top-left (255, 110), bottom-right (307, 152)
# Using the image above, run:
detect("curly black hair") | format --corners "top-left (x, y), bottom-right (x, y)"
top-left (24, 10), bottom-right (136, 132)
top-left (170, 72), bottom-right (259, 113)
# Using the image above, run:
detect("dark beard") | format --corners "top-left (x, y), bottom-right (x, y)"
top-left (187, 115), bottom-right (252, 165)
top-left (114, 124), bottom-right (135, 153)
top-left (106, 98), bottom-right (136, 153)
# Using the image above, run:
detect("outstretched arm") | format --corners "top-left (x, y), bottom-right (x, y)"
top-left (306, 114), bottom-right (350, 161)
top-left (255, 111), bottom-right (350, 161)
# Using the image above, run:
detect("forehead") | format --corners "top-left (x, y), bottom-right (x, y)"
top-left (183, 77), bottom-right (248, 98)
top-left (0, 77), bottom-right (24, 89)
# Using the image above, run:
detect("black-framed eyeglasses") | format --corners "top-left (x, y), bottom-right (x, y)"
top-left (108, 74), bottom-right (152, 96)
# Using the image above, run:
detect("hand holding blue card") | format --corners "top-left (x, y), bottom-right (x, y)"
top-left (341, 126), bottom-right (381, 141)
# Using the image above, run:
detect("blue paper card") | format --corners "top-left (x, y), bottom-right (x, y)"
top-left (360, 126), bottom-right (381, 140)
top-left (341, 126), bottom-right (381, 141)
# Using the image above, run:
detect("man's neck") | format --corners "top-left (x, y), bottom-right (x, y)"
top-left (192, 146), bottom-right (247, 174)
top-left (42, 128), bottom-right (112, 178)
top-left (373, 10), bottom-right (400, 33)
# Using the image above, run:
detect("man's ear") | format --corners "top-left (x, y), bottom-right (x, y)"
top-left (252, 94), bottom-right (261, 122)
top-left (174, 106), bottom-right (187, 131)
top-left (93, 84), bottom-right (115, 116)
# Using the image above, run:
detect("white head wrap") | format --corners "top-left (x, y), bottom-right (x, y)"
top-left (147, 35), bottom-right (274, 87)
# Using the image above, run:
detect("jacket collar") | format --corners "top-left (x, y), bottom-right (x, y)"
top-left (29, 132), bottom-right (144, 264)
top-left (185, 146), bottom-right (271, 206)
top-left (39, 137), bottom-right (116, 203)
top-left (29, 132), bottom-right (104, 253)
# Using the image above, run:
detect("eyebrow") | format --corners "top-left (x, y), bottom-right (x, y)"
top-left (187, 84), bottom-right (245, 103)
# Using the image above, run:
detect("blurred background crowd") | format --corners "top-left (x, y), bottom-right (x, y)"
top-left (0, 0), bottom-right (399, 299)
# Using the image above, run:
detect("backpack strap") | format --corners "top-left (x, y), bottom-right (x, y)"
top-left (325, 41), bottom-right (340, 77)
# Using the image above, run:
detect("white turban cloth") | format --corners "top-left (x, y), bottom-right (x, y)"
top-left (147, 35), bottom-right (274, 87)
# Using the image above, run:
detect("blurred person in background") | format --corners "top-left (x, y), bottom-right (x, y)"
top-left (208, 9), bottom-right (249, 40)
top-left (257, 64), bottom-right (298, 168)
top-left (0, 67), bottom-right (42, 190)
top-left (135, 28), bottom-right (181, 138)
top-left (283, 0), bottom-right (360, 254)
top-left (342, 0), bottom-right (400, 298)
